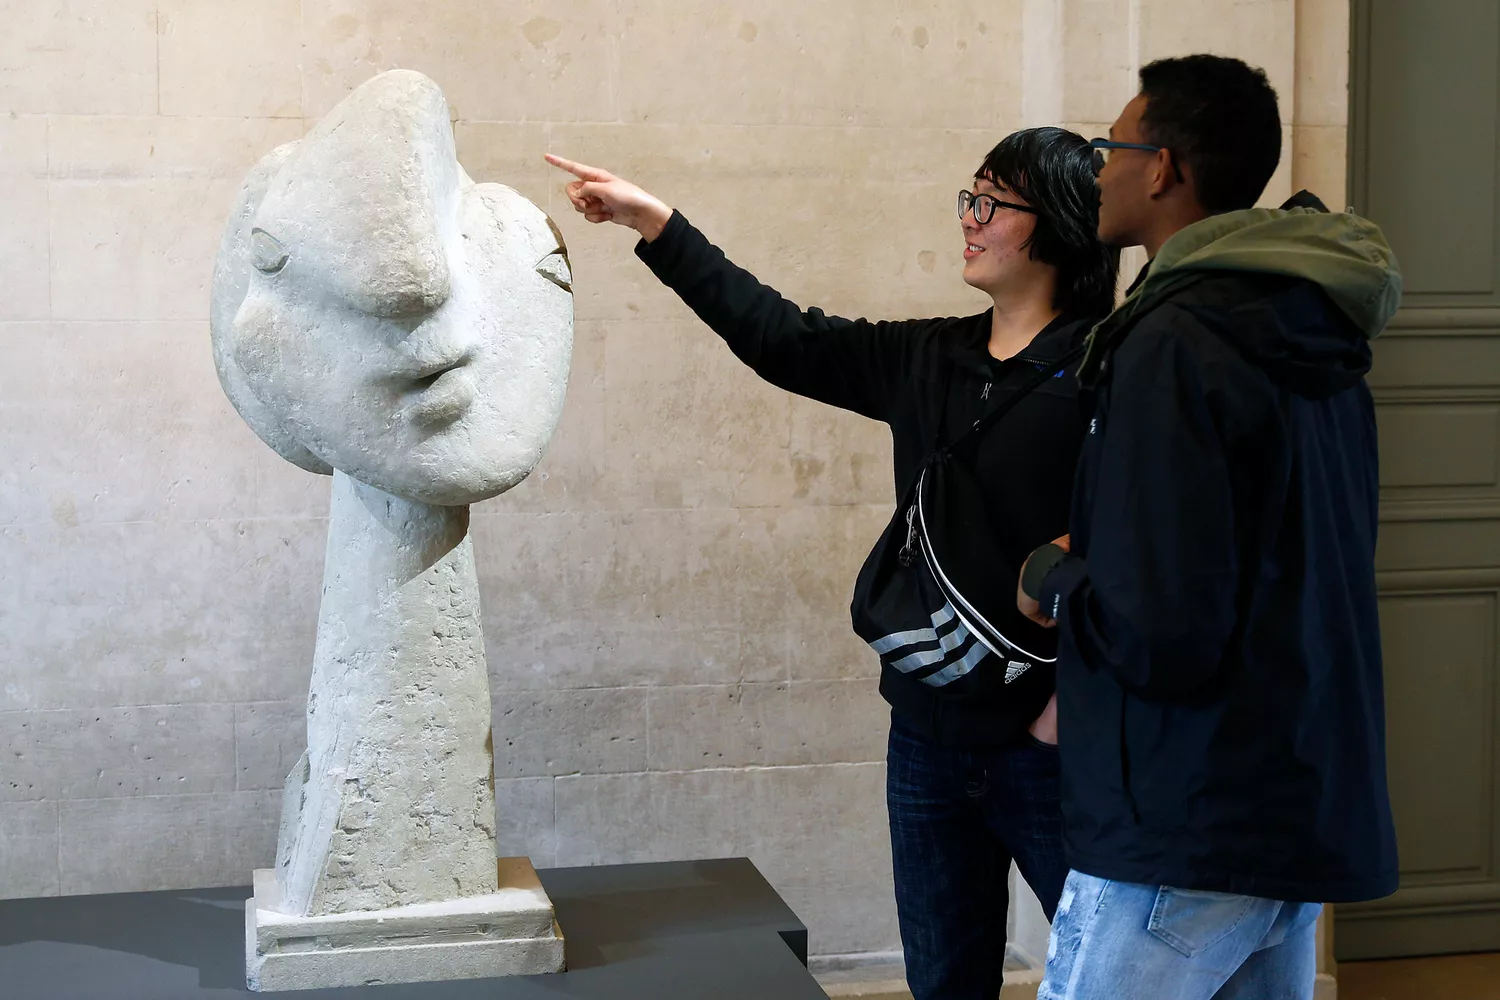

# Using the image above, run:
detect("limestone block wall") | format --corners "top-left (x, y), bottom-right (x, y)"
top-left (0, 0), bottom-right (1348, 958)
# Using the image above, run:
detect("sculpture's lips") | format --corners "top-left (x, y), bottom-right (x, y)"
top-left (405, 364), bottom-right (475, 426)
top-left (405, 349), bottom-right (473, 380)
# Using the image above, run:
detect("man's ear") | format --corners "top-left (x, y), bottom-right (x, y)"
top-left (1147, 150), bottom-right (1172, 199)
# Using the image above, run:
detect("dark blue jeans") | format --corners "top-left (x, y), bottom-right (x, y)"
top-left (887, 715), bottom-right (1066, 1000)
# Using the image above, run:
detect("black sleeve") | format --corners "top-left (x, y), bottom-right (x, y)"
top-left (1039, 311), bottom-right (1242, 698)
top-left (635, 211), bottom-right (928, 423)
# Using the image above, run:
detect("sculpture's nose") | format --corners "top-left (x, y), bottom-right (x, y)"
top-left (253, 69), bottom-right (457, 322)
top-left (359, 231), bottom-right (452, 320)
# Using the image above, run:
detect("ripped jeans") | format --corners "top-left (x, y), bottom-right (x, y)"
top-left (1037, 870), bottom-right (1323, 1000)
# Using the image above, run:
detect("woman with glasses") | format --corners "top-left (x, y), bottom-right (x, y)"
top-left (546, 128), bottom-right (1116, 1000)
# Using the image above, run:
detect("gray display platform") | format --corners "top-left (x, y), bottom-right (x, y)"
top-left (0, 858), bottom-right (824, 1000)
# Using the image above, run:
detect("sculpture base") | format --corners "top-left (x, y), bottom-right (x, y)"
top-left (244, 858), bottom-right (565, 991)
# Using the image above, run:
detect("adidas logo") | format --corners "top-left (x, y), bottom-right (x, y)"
top-left (1004, 660), bottom-right (1032, 683)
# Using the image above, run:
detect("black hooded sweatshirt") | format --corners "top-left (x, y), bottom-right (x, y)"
top-left (637, 211), bottom-right (1100, 747)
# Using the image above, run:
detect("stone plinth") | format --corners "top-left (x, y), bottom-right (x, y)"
top-left (245, 857), bottom-right (565, 991)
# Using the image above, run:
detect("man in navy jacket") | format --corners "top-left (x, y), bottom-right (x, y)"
top-left (1018, 55), bottom-right (1402, 1000)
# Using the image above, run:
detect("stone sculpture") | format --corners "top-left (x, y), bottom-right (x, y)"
top-left (209, 69), bottom-right (573, 991)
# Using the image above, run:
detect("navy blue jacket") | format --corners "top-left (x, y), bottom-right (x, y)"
top-left (1040, 268), bottom-right (1400, 903)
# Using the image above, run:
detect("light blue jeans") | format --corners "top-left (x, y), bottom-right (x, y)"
top-left (1037, 870), bottom-right (1323, 1000)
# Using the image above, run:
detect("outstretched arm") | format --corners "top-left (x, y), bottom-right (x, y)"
top-left (546, 155), bottom-right (928, 421)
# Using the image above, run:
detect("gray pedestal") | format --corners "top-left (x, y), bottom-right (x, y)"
top-left (0, 858), bottom-right (821, 999)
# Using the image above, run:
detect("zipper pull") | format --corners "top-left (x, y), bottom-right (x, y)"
top-left (898, 505), bottom-right (919, 567)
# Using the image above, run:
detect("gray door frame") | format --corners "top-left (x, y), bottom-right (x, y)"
top-left (1338, 0), bottom-right (1500, 961)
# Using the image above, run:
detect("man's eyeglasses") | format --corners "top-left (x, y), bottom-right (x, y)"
top-left (957, 189), bottom-right (1038, 226)
top-left (1089, 138), bottom-right (1185, 183)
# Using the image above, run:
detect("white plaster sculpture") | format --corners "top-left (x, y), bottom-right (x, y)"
top-left (210, 70), bottom-right (573, 991)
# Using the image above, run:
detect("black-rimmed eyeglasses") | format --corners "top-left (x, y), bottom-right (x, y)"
top-left (957, 190), bottom-right (1038, 226)
top-left (1089, 138), bottom-right (1185, 183)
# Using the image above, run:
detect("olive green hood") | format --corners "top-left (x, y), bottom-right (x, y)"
top-left (1078, 195), bottom-right (1404, 400)
top-left (1125, 203), bottom-right (1403, 340)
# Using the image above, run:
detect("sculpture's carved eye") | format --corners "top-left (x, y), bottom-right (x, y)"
top-left (535, 249), bottom-right (571, 293)
top-left (250, 228), bottom-right (289, 274)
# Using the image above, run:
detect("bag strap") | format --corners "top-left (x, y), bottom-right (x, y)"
top-left (943, 344), bottom-right (1086, 455)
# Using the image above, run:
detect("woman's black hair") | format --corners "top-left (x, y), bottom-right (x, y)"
top-left (976, 127), bottom-right (1118, 320)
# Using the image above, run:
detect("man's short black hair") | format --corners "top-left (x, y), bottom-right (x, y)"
top-left (1138, 55), bottom-right (1282, 214)
top-left (977, 127), bottom-right (1119, 320)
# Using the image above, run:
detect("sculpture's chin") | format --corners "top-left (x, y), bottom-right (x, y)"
top-left (377, 468), bottom-right (536, 508)
top-left (316, 432), bottom-right (550, 507)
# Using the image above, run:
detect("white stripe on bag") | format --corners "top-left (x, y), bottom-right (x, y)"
top-left (889, 622), bottom-right (972, 673)
top-left (868, 602), bottom-right (958, 655)
top-left (920, 638), bottom-right (990, 687)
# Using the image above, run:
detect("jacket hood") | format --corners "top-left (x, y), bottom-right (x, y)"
top-left (1094, 193), bottom-right (1403, 399)
top-left (1148, 198), bottom-right (1403, 340)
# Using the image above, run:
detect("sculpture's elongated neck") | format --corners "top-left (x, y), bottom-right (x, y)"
top-left (321, 469), bottom-right (471, 618)
top-left (274, 470), bottom-right (498, 916)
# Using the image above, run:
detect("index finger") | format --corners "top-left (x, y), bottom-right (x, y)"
top-left (544, 154), bottom-right (610, 182)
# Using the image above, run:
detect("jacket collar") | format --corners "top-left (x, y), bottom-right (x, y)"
top-left (945, 310), bottom-right (1090, 374)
